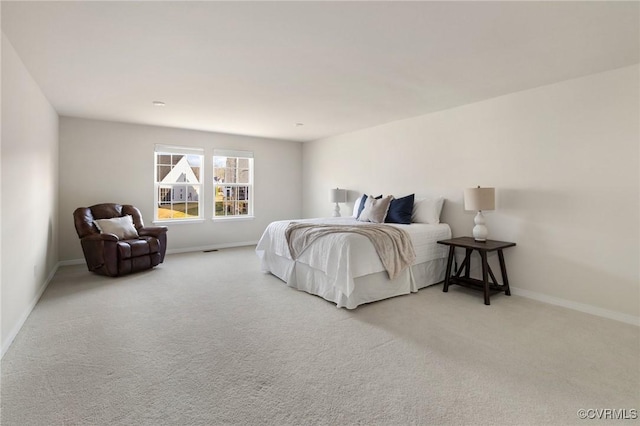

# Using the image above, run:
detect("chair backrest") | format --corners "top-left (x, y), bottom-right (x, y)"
top-left (73, 203), bottom-right (145, 239)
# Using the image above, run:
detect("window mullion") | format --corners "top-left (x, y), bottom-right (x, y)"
top-left (154, 149), bottom-right (203, 221)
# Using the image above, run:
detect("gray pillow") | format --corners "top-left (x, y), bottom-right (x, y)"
top-left (357, 195), bottom-right (392, 223)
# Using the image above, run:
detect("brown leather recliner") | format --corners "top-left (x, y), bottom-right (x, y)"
top-left (73, 203), bottom-right (168, 277)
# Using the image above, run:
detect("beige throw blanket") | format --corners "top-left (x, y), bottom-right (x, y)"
top-left (285, 223), bottom-right (416, 280)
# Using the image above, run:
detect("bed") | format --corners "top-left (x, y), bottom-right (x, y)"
top-left (255, 216), bottom-right (452, 308)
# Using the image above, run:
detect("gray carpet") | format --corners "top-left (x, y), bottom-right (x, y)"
top-left (2, 246), bottom-right (638, 425)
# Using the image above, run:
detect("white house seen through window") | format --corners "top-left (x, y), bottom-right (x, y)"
top-left (154, 145), bottom-right (204, 221)
top-left (213, 149), bottom-right (254, 218)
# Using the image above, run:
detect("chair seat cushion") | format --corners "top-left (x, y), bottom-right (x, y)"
top-left (117, 237), bottom-right (160, 260)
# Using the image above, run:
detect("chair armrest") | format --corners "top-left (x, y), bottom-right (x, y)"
top-left (138, 226), bottom-right (168, 263)
top-left (80, 233), bottom-right (119, 276)
top-left (82, 233), bottom-right (119, 242)
top-left (138, 226), bottom-right (168, 238)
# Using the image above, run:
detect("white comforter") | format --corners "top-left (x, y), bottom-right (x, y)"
top-left (256, 217), bottom-right (451, 297)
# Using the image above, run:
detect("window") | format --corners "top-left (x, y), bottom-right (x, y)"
top-left (154, 145), bottom-right (204, 221)
top-left (213, 149), bottom-right (254, 218)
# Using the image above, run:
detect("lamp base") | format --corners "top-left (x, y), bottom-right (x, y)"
top-left (472, 211), bottom-right (489, 242)
top-left (332, 203), bottom-right (341, 217)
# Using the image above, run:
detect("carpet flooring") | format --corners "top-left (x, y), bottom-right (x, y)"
top-left (1, 246), bottom-right (638, 425)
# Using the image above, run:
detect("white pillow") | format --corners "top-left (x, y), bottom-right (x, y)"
top-left (353, 196), bottom-right (362, 217)
top-left (94, 215), bottom-right (139, 240)
top-left (412, 197), bottom-right (445, 224)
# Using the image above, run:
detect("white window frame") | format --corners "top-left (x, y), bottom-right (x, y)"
top-left (154, 145), bottom-right (205, 223)
top-left (213, 149), bottom-right (254, 220)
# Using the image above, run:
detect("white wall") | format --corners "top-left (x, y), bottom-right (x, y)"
top-left (1, 34), bottom-right (59, 353)
top-left (303, 65), bottom-right (639, 321)
top-left (59, 117), bottom-right (302, 261)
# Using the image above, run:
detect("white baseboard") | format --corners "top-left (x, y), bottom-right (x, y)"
top-left (58, 241), bottom-right (259, 266)
top-left (456, 256), bottom-right (639, 327)
top-left (166, 240), bottom-right (258, 255)
top-left (510, 286), bottom-right (640, 327)
top-left (1, 262), bottom-right (60, 358)
top-left (58, 258), bottom-right (85, 266)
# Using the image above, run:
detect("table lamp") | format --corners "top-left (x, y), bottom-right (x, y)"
top-left (330, 188), bottom-right (347, 217)
top-left (464, 186), bottom-right (495, 242)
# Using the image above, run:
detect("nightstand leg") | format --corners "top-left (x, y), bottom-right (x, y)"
top-left (498, 250), bottom-right (511, 296)
top-left (480, 251), bottom-right (490, 305)
top-left (464, 249), bottom-right (472, 278)
top-left (443, 246), bottom-right (455, 292)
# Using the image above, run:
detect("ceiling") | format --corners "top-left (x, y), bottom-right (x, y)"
top-left (2, 1), bottom-right (638, 142)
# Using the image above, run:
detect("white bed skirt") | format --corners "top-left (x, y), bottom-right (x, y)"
top-left (262, 250), bottom-right (447, 309)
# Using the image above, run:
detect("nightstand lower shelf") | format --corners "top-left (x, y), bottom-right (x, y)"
top-left (445, 276), bottom-right (508, 295)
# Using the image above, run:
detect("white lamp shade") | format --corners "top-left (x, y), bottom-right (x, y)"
top-left (464, 187), bottom-right (495, 211)
top-left (329, 188), bottom-right (347, 203)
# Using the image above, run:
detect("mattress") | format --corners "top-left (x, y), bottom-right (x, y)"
top-left (256, 217), bottom-right (452, 307)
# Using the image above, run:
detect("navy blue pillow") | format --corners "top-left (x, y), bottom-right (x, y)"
top-left (385, 194), bottom-right (415, 224)
top-left (357, 194), bottom-right (382, 219)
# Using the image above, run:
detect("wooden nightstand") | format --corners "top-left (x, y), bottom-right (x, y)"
top-left (437, 237), bottom-right (516, 305)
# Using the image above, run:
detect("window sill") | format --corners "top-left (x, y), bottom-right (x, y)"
top-left (152, 219), bottom-right (206, 225)
top-left (211, 216), bottom-right (255, 222)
